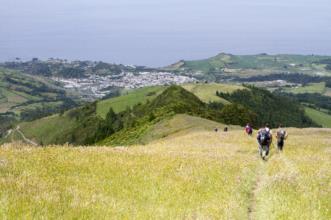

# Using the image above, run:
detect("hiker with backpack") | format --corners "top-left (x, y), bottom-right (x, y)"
top-left (245, 123), bottom-right (253, 136)
top-left (256, 124), bottom-right (272, 160)
top-left (276, 124), bottom-right (288, 151)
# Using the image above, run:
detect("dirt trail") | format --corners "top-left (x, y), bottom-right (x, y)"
top-left (14, 126), bottom-right (38, 146)
top-left (247, 161), bottom-right (265, 220)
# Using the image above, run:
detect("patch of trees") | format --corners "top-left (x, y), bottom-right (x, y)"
top-left (275, 92), bottom-right (331, 111)
top-left (92, 108), bottom-right (123, 142)
top-left (20, 99), bottom-right (77, 121)
top-left (2, 62), bottom-right (51, 76)
top-left (218, 104), bottom-right (257, 126)
top-left (4, 76), bottom-right (65, 96)
top-left (0, 113), bottom-right (16, 138)
top-left (216, 86), bottom-right (317, 128)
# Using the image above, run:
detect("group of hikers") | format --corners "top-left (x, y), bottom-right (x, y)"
top-left (245, 123), bottom-right (288, 160)
top-left (214, 123), bottom-right (288, 160)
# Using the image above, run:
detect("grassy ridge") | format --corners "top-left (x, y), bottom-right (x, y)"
top-left (10, 83), bottom-right (242, 145)
top-left (0, 128), bottom-right (330, 219)
top-left (96, 83), bottom-right (242, 119)
top-left (168, 53), bottom-right (331, 78)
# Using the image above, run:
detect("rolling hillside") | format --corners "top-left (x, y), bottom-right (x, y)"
top-left (3, 83), bottom-right (243, 145)
top-left (167, 53), bottom-right (331, 78)
top-left (97, 83), bottom-right (244, 118)
top-left (0, 68), bottom-right (79, 117)
top-left (2, 83), bottom-right (318, 146)
top-left (1, 127), bottom-right (330, 219)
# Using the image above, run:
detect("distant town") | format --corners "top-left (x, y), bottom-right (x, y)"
top-left (52, 71), bottom-right (196, 99)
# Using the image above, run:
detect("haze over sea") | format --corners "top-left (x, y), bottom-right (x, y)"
top-left (1, 0), bottom-right (331, 67)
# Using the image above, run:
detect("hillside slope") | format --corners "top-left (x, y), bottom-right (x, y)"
top-left (0, 68), bottom-right (78, 116)
top-left (167, 53), bottom-right (331, 79)
top-left (4, 83), bottom-right (243, 145)
top-left (1, 128), bottom-right (330, 219)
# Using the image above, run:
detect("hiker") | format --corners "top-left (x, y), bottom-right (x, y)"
top-left (276, 124), bottom-right (288, 151)
top-left (257, 124), bottom-right (272, 160)
top-left (245, 123), bottom-right (253, 136)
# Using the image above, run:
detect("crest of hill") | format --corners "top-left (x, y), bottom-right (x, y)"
top-left (147, 85), bottom-right (205, 111)
top-left (97, 85), bottom-right (253, 146)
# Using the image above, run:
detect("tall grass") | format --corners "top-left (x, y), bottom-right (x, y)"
top-left (0, 128), bottom-right (330, 219)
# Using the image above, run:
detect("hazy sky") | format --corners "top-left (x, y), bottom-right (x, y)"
top-left (1, 0), bottom-right (331, 66)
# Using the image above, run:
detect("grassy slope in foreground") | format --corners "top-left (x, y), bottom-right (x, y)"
top-left (305, 107), bottom-right (331, 128)
top-left (0, 128), bottom-right (330, 219)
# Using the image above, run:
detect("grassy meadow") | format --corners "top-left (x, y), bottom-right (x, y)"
top-left (0, 127), bottom-right (330, 219)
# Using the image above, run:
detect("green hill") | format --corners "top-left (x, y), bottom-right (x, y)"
top-left (97, 85), bottom-right (225, 146)
top-left (0, 68), bottom-right (81, 137)
top-left (3, 84), bottom-right (248, 146)
top-left (3, 83), bottom-right (320, 146)
top-left (167, 53), bottom-right (331, 79)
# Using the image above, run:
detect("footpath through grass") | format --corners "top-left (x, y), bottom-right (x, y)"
top-left (0, 128), bottom-right (330, 219)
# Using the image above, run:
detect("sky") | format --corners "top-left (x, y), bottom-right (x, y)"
top-left (1, 0), bottom-right (331, 67)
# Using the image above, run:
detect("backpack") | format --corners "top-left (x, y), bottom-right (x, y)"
top-left (259, 129), bottom-right (270, 145)
top-left (278, 130), bottom-right (286, 141)
top-left (245, 126), bottom-right (252, 134)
